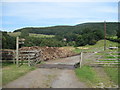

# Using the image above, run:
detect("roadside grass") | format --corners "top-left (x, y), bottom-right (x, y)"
top-left (93, 44), bottom-right (119, 85)
top-left (75, 66), bottom-right (100, 87)
top-left (104, 66), bottom-right (118, 85)
top-left (74, 40), bottom-right (119, 87)
top-left (2, 63), bottom-right (36, 85)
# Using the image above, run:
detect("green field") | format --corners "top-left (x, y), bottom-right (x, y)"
top-left (73, 40), bottom-right (118, 53)
top-left (8, 32), bottom-right (21, 37)
top-left (8, 32), bottom-right (55, 38)
top-left (29, 33), bottom-right (54, 38)
top-left (2, 63), bottom-right (36, 85)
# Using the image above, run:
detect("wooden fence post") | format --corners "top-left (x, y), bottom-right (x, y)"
top-left (80, 52), bottom-right (83, 68)
top-left (16, 37), bottom-right (19, 67)
top-left (28, 54), bottom-right (30, 66)
top-left (13, 51), bottom-right (16, 64)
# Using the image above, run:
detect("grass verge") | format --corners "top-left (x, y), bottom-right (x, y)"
top-left (2, 63), bottom-right (36, 85)
top-left (75, 66), bottom-right (100, 87)
top-left (104, 66), bottom-right (118, 84)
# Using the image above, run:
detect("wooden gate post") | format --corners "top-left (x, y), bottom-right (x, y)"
top-left (80, 52), bottom-right (83, 68)
top-left (104, 21), bottom-right (106, 51)
top-left (16, 37), bottom-right (19, 67)
top-left (28, 54), bottom-right (31, 66)
top-left (13, 51), bottom-right (16, 64)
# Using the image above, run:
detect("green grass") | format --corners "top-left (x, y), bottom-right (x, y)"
top-left (75, 66), bottom-right (100, 87)
top-left (107, 36), bottom-right (118, 39)
top-left (104, 67), bottom-right (118, 84)
top-left (8, 32), bottom-right (55, 38)
top-left (2, 63), bottom-right (36, 85)
top-left (82, 40), bottom-right (118, 49)
top-left (105, 56), bottom-right (118, 59)
top-left (73, 48), bottom-right (81, 53)
top-left (29, 33), bottom-right (55, 38)
top-left (96, 52), bottom-right (118, 55)
top-left (2, 63), bottom-right (13, 67)
top-left (73, 40), bottom-right (118, 53)
top-left (8, 32), bottom-right (21, 37)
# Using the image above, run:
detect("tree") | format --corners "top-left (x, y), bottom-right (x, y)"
top-left (20, 29), bottom-right (29, 38)
top-left (2, 32), bottom-right (16, 49)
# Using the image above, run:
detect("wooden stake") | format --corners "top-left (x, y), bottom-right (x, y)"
top-left (28, 54), bottom-right (30, 66)
top-left (80, 52), bottom-right (83, 68)
top-left (16, 37), bottom-right (19, 67)
top-left (13, 51), bottom-right (16, 64)
top-left (104, 21), bottom-right (106, 51)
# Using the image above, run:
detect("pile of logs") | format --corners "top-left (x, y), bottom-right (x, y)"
top-left (19, 46), bottom-right (77, 61)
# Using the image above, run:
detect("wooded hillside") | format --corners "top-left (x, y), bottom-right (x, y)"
top-left (14, 22), bottom-right (118, 36)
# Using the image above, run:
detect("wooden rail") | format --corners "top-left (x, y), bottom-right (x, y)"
top-left (95, 51), bottom-right (119, 65)
top-left (1, 50), bottom-right (41, 66)
top-left (18, 50), bottom-right (41, 66)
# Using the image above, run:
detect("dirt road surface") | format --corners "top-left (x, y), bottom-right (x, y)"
top-left (3, 68), bottom-right (87, 88)
top-left (51, 69), bottom-right (86, 88)
top-left (3, 55), bottom-right (87, 88)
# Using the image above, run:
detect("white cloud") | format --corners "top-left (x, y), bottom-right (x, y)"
top-left (2, 2), bottom-right (118, 31)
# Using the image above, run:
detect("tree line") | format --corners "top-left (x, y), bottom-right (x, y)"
top-left (2, 22), bottom-right (119, 49)
top-left (2, 27), bottom-right (105, 49)
top-left (14, 22), bottom-right (118, 36)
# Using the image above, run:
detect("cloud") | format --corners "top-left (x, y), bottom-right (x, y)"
top-left (1, 2), bottom-right (118, 31)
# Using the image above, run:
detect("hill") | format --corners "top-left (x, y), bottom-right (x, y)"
top-left (14, 22), bottom-right (118, 36)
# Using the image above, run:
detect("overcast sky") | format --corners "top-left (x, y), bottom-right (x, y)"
top-left (1, 0), bottom-right (118, 32)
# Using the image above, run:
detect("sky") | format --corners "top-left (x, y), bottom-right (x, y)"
top-left (1, 0), bottom-right (119, 32)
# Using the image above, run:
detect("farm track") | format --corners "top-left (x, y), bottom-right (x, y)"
top-left (3, 51), bottom-right (117, 88)
top-left (3, 55), bottom-right (87, 88)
